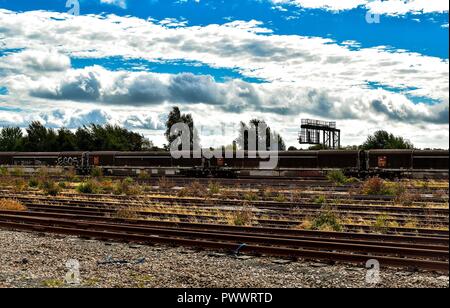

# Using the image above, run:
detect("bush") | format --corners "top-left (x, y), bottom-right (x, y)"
top-left (39, 180), bottom-right (61, 196)
top-left (327, 170), bottom-right (348, 186)
top-left (28, 178), bottom-right (39, 188)
top-left (230, 207), bottom-right (254, 226)
top-left (244, 192), bottom-right (258, 201)
top-left (10, 167), bottom-right (24, 177)
top-left (113, 178), bottom-right (141, 196)
top-left (178, 181), bottom-right (208, 198)
top-left (361, 177), bottom-right (393, 195)
top-left (311, 207), bottom-right (342, 232)
top-left (208, 182), bottom-right (221, 195)
top-left (373, 215), bottom-right (390, 233)
top-left (0, 167), bottom-right (9, 176)
top-left (138, 170), bottom-right (151, 180)
top-left (274, 194), bottom-right (287, 203)
top-left (0, 199), bottom-right (27, 211)
top-left (91, 166), bottom-right (103, 178)
top-left (77, 180), bottom-right (100, 194)
top-left (313, 195), bottom-right (326, 205)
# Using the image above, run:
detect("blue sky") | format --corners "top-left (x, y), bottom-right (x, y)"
top-left (0, 0), bottom-right (448, 148)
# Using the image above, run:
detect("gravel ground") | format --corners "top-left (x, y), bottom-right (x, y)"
top-left (0, 230), bottom-right (448, 288)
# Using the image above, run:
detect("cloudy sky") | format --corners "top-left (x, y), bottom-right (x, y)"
top-left (0, 0), bottom-right (448, 148)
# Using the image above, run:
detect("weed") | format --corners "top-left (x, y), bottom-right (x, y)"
top-left (327, 170), bottom-right (348, 186)
top-left (0, 199), bottom-right (27, 211)
top-left (77, 180), bottom-right (100, 194)
top-left (311, 206), bottom-right (342, 232)
top-left (361, 177), bottom-right (393, 195)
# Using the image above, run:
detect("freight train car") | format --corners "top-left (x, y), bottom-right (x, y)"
top-left (0, 150), bottom-right (448, 178)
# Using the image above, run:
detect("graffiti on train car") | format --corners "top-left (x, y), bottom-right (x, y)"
top-left (57, 156), bottom-right (80, 167)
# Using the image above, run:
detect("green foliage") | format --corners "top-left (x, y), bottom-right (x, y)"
top-left (0, 127), bottom-right (24, 151)
top-left (361, 130), bottom-right (414, 150)
top-left (90, 166), bottom-right (103, 178)
top-left (77, 180), bottom-right (100, 194)
top-left (39, 180), bottom-right (61, 196)
top-left (313, 195), bottom-right (327, 205)
top-left (1, 122), bottom-right (152, 152)
top-left (327, 170), bottom-right (349, 185)
top-left (311, 207), bottom-right (342, 232)
top-left (28, 178), bottom-right (39, 188)
top-left (361, 177), bottom-right (394, 195)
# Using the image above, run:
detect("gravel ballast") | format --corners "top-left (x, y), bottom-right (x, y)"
top-left (0, 230), bottom-right (448, 288)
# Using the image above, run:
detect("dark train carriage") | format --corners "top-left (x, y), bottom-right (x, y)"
top-left (111, 151), bottom-right (173, 167)
top-left (412, 150), bottom-right (449, 170)
top-left (277, 151), bottom-right (319, 169)
top-left (0, 152), bottom-right (14, 165)
top-left (367, 150), bottom-right (414, 171)
top-left (318, 150), bottom-right (360, 169)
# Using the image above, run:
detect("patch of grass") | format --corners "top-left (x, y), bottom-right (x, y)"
top-left (0, 199), bottom-right (27, 211)
top-left (28, 178), bottom-right (39, 188)
top-left (138, 170), bottom-right (151, 180)
top-left (229, 207), bottom-right (254, 226)
top-left (178, 181), bottom-right (208, 198)
top-left (208, 182), bottom-right (221, 195)
top-left (311, 206), bottom-right (342, 232)
top-left (313, 195), bottom-right (327, 205)
top-left (373, 215), bottom-right (390, 233)
top-left (361, 177), bottom-right (394, 195)
top-left (327, 170), bottom-right (349, 186)
top-left (274, 193), bottom-right (287, 203)
top-left (114, 177), bottom-right (142, 196)
top-left (77, 180), bottom-right (100, 194)
top-left (12, 178), bottom-right (28, 192)
top-left (116, 207), bottom-right (139, 220)
top-left (10, 167), bottom-right (25, 177)
top-left (39, 179), bottom-right (61, 196)
top-left (90, 166), bottom-right (103, 178)
top-left (244, 192), bottom-right (258, 202)
top-left (158, 177), bottom-right (174, 190)
top-left (0, 166), bottom-right (9, 176)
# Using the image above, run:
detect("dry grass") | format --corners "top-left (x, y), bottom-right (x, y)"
top-left (0, 199), bottom-right (27, 211)
top-left (115, 207), bottom-right (139, 220)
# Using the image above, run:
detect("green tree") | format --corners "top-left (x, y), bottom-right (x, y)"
top-left (0, 127), bottom-right (24, 151)
top-left (164, 106), bottom-right (200, 150)
top-left (56, 128), bottom-right (77, 151)
top-left (361, 130), bottom-right (414, 150)
top-left (23, 121), bottom-right (58, 151)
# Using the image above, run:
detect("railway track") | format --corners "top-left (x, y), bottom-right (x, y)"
top-left (1, 199), bottom-right (448, 237)
top-left (0, 210), bottom-right (448, 273)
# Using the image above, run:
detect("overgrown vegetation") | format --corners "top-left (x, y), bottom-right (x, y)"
top-left (77, 180), bottom-right (100, 194)
top-left (0, 199), bottom-right (27, 211)
top-left (229, 206), bottom-right (255, 226)
top-left (310, 206), bottom-right (342, 232)
top-left (361, 177), bottom-right (394, 195)
top-left (327, 170), bottom-right (349, 186)
top-left (39, 179), bottom-right (61, 196)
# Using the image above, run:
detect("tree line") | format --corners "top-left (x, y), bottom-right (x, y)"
top-left (0, 107), bottom-right (427, 152)
top-left (0, 121), bottom-right (154, 152)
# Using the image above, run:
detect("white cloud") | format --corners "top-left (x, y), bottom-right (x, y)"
top-left (99, 0), bottom-right (127, 9)
top-left (0, 9), bottom-right (448, 148)
top-left (271, 0), bottom-right (449, 15)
